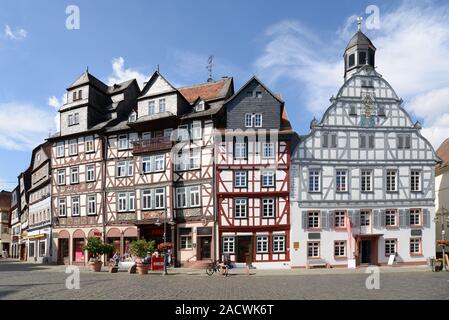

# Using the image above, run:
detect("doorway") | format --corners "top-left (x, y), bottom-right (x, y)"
top-left (20, 244), bottom-right (26, 260)
top-left (58, 238), bottom-right (69, 264)
top-left (198, 236), bottom-right (211, 260)
top-left (237, 236), bottom-right (252, 263)
top-left (360, 240), bottom-right (372, 264)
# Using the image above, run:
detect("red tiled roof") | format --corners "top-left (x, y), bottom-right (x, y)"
top-left (178, 78), bottom-right (230, 104)
top-left (437, 138), bottom-right (449, 168)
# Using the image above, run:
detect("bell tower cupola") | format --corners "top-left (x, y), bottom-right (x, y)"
top-left (343, 17), bottom-right (376, 80)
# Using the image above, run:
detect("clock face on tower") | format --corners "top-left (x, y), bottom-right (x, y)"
top-left (360, 93), bottom-right (376, 128)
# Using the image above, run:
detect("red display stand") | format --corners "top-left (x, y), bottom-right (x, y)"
top-left (150, 257), bottom-right (165, 271)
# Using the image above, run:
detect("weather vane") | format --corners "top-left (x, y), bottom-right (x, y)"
top-left (357, 16), bottom-right (363, 31)
top-left (206, 55), bottom-right (214, 82)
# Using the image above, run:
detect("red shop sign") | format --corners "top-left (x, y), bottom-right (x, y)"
top-left (149, 229), bottom-right (163, 236)
top-left (151, 257), bottom-right (165, 271)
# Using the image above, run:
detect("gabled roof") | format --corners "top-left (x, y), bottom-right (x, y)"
top-left (225, 76), bottom-right (284, 105)
top-left (178, 77), bottom-right (234, 104)
top-left (107, 79), bottom-right (139, 95)
top-left (436, 138), bottom-right (449, 170)
top-left (67, 71), bottom-right (109, 92)
top-left (139, 71), bottom-right (177, 98)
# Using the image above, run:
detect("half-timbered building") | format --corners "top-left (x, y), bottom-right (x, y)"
top-left (18, 168), bottom-right (31, 261)
top-left (291, 27), bottom-right (438, 268)
top-left (48, 71), bottom-right (140, 265)
top-left (9, 186), bottom-right (20, 259)
top-left (216, 77), bottom-right (293, 269)
top-left (27, 142), bottom-right (53, 263)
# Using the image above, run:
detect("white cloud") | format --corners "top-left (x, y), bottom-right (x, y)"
top-left (107, 57), bottom-right (147, 89)
top-left (255, 1), bottom-right (449, 149)
top-left (48, 94), bottom-right (66, 132)
top-left (4, 24), bottom-right (27, 40)
top-left (0, 102), bottom-right (55, 151)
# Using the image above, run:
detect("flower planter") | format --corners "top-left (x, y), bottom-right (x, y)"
top-left (89, 260), bottom-right (102, 272)
top-left (136, 262), bottom-right (149, 275)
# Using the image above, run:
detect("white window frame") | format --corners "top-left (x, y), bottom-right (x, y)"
top-left (273, 235), bottom-right (285, 253)
top-left (262, 142), bottom-right (274, 159)
top-left (148, 100), bottom-right (155, 115)
top-left (142, 188), bottom-right (166, 210)
top-left (234, 171), bottom-right (247, 188)
top-left (410, 209), bottom-right (421, 226)
top-left (56, 142), bottom-right (65, 158)
top-left (334, 241), bottom-right (346, 257)
top-left (385, 209), bottom-right (397, 227)
top-left (410, 170), bottom-right (422, 192)
top-left (117, 134), bottom-right (129, 150)
top-left (70, 167), bottom-right (79, 184)
top-left (57, 169), bottom-right (66, 186)
top-left (69, 139), bottom-right (78, 156)
top-left (307, 241), bottom-right (320, 258)
top-left (175, 186), bottom-right (200, 208)
top-left (410, 238), bottom-right (421, 255)
top-left (191, 121), bottom-right (202, 140)
top-left (118, 192), bottom-right (135, 212)
top-left (254, 113), bottom-right (262, 127)
top-left (256, 236), bottom-right (269, 253)
top-left (158, 98), bottom-right (166, 113)
top-left (261, 170), bottom-right (275, 187)
top-left (262, 198), bottom-right (275, 218)
top-left (308, 170), bottom-right (321, 193)
top-left (234, 142), bottom-right (247, 159)
top-left (361, 170), bottom-right (373, 192)
top-left (117, 160), bottom-right (133, 177)
top-left (223, 237), bottom-right (235, 254)
top-left (360, 210), bottom-right (371, 226)
top-left (71, 196), bottom-right (80, 216)
top-left (334, 211), bottom-right (346, 228)
top-left (385, 239), bottom-right (397, 256)
top-left (195, 101), bottom-right (205, 112)
top-left (180, 234), bottom-right (193, 249)
top-left (87, 195), bottom-right (96, 215)
top-left (308, 211), bottom-right (320, 229)
top-left (58, 198), bottom-right (66, 217)
top-left (386, 170), bottom-right (398, 192)
top-left (244, 114), bottom-right (253, 127)
top-left (85, 136), bottom-right (94, 153)
top-left (86, 165), bottom-right (95, 182)
top-left (234, 198), bottom-right (248, 218)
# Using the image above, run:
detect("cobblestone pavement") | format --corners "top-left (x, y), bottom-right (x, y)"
top-left (0, 260), bottom-right (448, 300)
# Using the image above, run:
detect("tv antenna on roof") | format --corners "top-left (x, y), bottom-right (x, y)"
top-left (206, 55), bottom-right (214, 82)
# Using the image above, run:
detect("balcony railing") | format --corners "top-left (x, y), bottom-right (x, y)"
top-left (132, 137), bottom-right (173, 154)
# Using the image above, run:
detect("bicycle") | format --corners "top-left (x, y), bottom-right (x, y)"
top-left (206, 260), bottom-right (228, 276)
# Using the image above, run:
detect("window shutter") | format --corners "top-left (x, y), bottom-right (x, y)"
top-left (399, 209), bottom-right (406, 228)
top-left (353, 210), bottom-right (360, 228)
top-left (373, 210), bottom-right (380, 228)
top-left (398, 136), bottom-right (403, 149)
top-left (423, 209), bottom-right (430, 227)
top-left (380, 209), bottom-right (386, 227)
top-left (321, 211), bottom-right (328, 229)
top-left (405, 209), bottom-right (411, 227)
top-left (405, 135), bottom-right (411, 149)
top-left (369, 135), bottom-right (375, 148)
top-left (328, 211), bottom-right (335, 230)
top-left (322, 133), bottom-right (329, 148)
top-left (331, 134), bottom-right (337, 148)
top-left (302, 211), bottom-right (308, 229)
top-left (360, 135), bottom-right (366, 148)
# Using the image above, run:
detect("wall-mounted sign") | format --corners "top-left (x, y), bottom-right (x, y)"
top-left (293, 242), bottom-right (299, 251)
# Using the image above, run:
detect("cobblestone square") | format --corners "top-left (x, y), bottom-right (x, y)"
top-left (0, 261), bottom-right (448, 300)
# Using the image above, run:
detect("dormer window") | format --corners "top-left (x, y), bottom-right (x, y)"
top-left (128, 111), bottom-right (137, 123)
top-left (195, 101), bottom-right (205, 112)
top-left (256, 92), bottom-right (262, 99)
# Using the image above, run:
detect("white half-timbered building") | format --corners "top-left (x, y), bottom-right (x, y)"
top-left (216, 77), bottom-right (293, 269)
top-left (291, 27), bottom-right (438, 268)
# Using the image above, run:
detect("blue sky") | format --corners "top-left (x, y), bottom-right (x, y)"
top-left (1, 0), bottom-right (449, 191)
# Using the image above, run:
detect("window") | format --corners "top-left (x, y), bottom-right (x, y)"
top-left (72, 91), bottom-right (77, 101)
top-left (256, 91), bottom-right (262, 99)
top-left (176, 186), bottom-right (200, 208)
top-left (273, 236), bottom-right (285, 253)
top-left (192, 121), bottom-right (202, 140)
top-left (128, 111), bottom-right (137, 123)
top-left (246, 91), bottom-right (253, 97)
top-left (78, 89), bottom-right (82, 100)
top-left (70, 167), bottom-right (79, 184)
top-left (195, 101), bottom-right (205, 112)
top-left (359, 51), bottom-right (367, 64)
top-left (164, 128), bottom-right (173, 138)
top-left (410, 209), bottom-right (421, 226)
top-left (56, 142), bottom-right (64, 158)
top-left (234, 142), bottom-right (247, 159)
top-left (117, 135), bottom-right (129, 150)
top-left (308, 211), bottom-right (320, 229)
top-left (29, 243), bottom-right (35, 258)
top-left (385, 209), bottom-right (397, 227)
top-left (261, 171), bottom-right (275, 187)
top-left (334, 211), bottom-right (346, 228)
top-left (411, 170), bottom-right (421, 192)
top-left (86, 165), bottom-right (95, 182)
top-left (57, 169), bottom-right (65, 185)
top-left (87, 195), bottom-right (96, 215)
top-left (349, 105), bottom-right (357, 116)
top-left (360, 134), bottom-right (375, 149)
top-left (234, 171), bottom-right (247, 188)
top-left (334, 241), bottom-right (346, 257)
top-left (142, 188), bottom-right (165, 210)
top-left (177, 125), bottom-right (190, 141)
top-left (180, 234), bottom-right (192, 249)
top-left (386, 170), bottom-right (397, 192)
top-left (385, 239), bottom-right (397, 256)
top-left (85, 136), bottom-right (94, 153)
top-left (117, 161), bottom-right (133, 177)
top-left (118, 192), bottom-right (135, 212)
top-left (148, 101), bottom-right (155, 115)
top-left (244, 113), bottom-right (262, 127)
top-left (234, 198), bottom-right (247, 218)
top-left (256, 236), bottom-right (269, 253)
top-left (39, 241), bottom-right (46, 257)
top-left (68, 113), bottom-right (79, 126)
top-left (410, 238), bottom-right (421, 255)
top-left (336, 170), bottom-right (348, 192)
top-left (378, 105), bottom-right (385, 116)
top-left (176, 149), bottom-right (200, 171)
top-left (397, 134), bottom-right (411, 149)
top-left (158, 98), bottom-right (166, 113)
top-left (308, 241), bottom-right (320, 258)
top-left (71, 197), bottom-right (80, 216)
top-left (58, 198), bottom-right (66, 217)
top-left (142, 155), bottom-right (165, 173)
top-left (361, 170), bottom-right (373, 192)
top-left (309, 170), bottom-right (321, 192)
top-left (223, 237), bottom-right (235, 254)
top-left (360, 210), bottom-right (371, 226)
top-left (262, 143), bottom-right (274, 158)
top-left (348, 54), bottom-right (355, 67)
top-left (262, 198), bottom-right (275, 218)
top-left (322, 132), bottom-right (337, 148)
top-left (69, 139), bottom-right (78, 156)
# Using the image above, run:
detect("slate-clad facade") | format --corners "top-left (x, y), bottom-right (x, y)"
top-left (290, 29), bottom-right (438, 268)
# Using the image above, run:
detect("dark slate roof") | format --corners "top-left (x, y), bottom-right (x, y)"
top-left (67, 71), bottom-right (109, 91)
top-left (345, 31), bottom-right (376, 50)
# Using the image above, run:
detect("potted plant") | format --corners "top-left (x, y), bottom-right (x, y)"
top-left (129, 239), bottom-right (155, 274)
top-left (83, 237), bottom-right (114, 272)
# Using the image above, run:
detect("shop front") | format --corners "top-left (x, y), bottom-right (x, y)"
top-left (57, 230), bottom-right (70, 265)
top-left (72, 229), bottom-right (86, 265)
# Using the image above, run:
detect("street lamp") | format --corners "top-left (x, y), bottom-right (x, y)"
top-left (435, 207), bottom-right (449, 271)
top-left (155, 213), bottom-right (175, 276)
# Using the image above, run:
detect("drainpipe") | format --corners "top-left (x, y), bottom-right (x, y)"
top-left (101, 135), bottom-right (107, 265)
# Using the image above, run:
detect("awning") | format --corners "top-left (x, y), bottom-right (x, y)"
top-left (27, 234), bottom-right (47, 240)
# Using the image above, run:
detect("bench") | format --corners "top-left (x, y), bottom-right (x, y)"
top-left (306, 259), bottom-right (330, 269)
